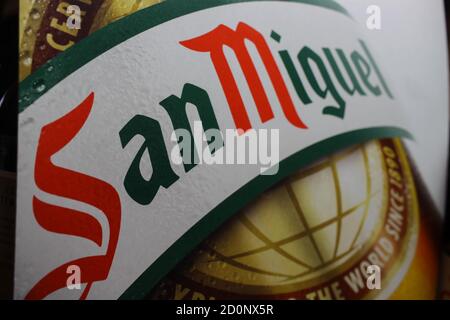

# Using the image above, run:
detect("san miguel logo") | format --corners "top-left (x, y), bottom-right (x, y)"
top-left (26, 19), bottom-right (411, 300)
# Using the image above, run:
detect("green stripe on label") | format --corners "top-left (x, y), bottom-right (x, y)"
top-left (119, 126), bottom-right (412, 300)
top-left (19, 0), bottom-right (350, 113)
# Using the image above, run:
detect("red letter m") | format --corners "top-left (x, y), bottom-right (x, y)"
top-left (180, 22), bottom-right (307, 131)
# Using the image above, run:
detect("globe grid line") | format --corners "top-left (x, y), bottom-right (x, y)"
top-left (287, 145), bottom-right (360, 183)
top-left (285, 183), bottom-right (325, 265)
top-left (214, 196), bottom-right (373, 262)
top-left (348, 146), bottom-right (372, 250)
top-left (203, 246), bottom-right (292, 278)
top-left (288, 146), bottom-right (375, 280)
top-left (202, 145), bottom-right (377, 282)
top-left (238, 215), bottom-right (313, 269)
top-left (330, 159), bottom-right (344, 260)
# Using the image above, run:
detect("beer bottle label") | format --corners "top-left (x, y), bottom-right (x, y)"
top-left (14, 0), bottom-right (441, 299)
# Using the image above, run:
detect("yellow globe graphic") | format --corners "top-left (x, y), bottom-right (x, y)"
top-left (184, 141), bottom-right (387, 293)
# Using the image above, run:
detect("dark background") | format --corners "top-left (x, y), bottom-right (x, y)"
top-left (0, 0), bottom-right (17, 172)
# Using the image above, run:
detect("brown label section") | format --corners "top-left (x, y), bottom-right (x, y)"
top-left (31, 0), bottom-right (104, 71)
